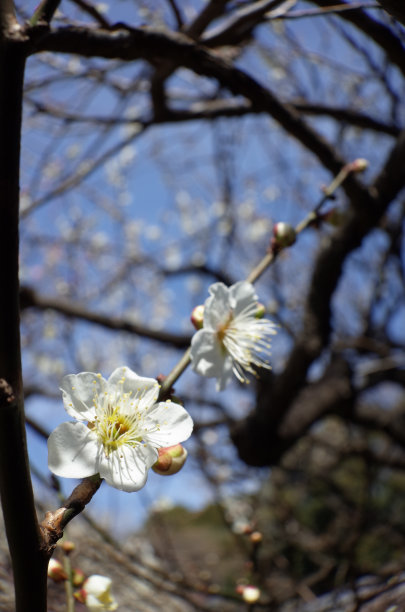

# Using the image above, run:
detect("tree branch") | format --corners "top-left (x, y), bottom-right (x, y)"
top-left (0, 25), bottom-right (48, 611)
top-left (20, 286), bottom-right (191, 348)
top-left (231, 131), bottom-right (405, 466)
top-left (29, 24), bottom-right (371, 206)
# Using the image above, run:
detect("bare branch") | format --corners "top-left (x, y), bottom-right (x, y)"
top-left (29, 24), bottom-right (371, 206)
top-left (20, 286), bottom-right (191, 348)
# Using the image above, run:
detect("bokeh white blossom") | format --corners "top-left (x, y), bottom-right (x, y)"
top-left (190, 281), bottom-right (277, 390)
top-left (79, 575), bottom-right (118, 611)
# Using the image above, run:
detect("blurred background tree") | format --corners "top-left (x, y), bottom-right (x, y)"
top-left (1, 0), bottom-right (405, 609)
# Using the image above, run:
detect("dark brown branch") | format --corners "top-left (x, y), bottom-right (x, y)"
top-left (29, 0), bottom-right (62, 26)
top-left (201, 0), bottom-right (292, 47)
top-left (68, 0), bottom-right (111, 28)
top-left (20, 286), bottom-right (191, 348)
top-left (292, 101), bottom-right (400, 137)
top-left (0, 24), bottom-right (48, 611)
top-left (27, 94), bottom-right (400, 137)
top-left (376, 0), bottom-right (405, 26)
top-left (310, 0), bottom-right (405, 79)
top-left (29, 24), bottom-right (371, 206)
top-left (166, 0), bottom-right (183, 29)
top-left (184, 0), bottom-right (230, 39)
top-left (231, 131), bottom-right (405, 466)
top-left (40, 476), bottom-right (102, 554)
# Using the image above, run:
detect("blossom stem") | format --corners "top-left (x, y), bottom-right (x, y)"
top-left (247, 160), bottom-right (362, 285)
top-left (246, 252), bottom-right (275, 285)
top-left (62, 554), bottom-right (75, 612)
top-left (40, 475), bottom-right (102, 551)
top-left (158, 347), bottom-right (191, 401)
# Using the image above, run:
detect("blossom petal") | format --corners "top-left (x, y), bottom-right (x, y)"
top-left (48, 422), bottom-right (99, 478)
top-left (229, 281), bottom-right (257, 315)
top-left (203, 283), bottom-right (230, 329)
top-left (99, 445), bottom-right (157, 492)
top-left (215, 356), bottom-right (234, 391)
top-left (144, 401), bottom-right (193, 446)
top-left (61, 372), bottom-right (106, 421)
top-left (107, 366), bottom-right (159, 407)
top-left (84, 575), bottom-right (118, 611)
top-left (190, 329), bottom-right (225, 377)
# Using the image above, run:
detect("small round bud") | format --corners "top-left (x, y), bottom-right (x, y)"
top-left (152, 444), bottom-right (188, 476)
top-left (60, 540), bottom-right (75, 554)
top-left (72, 568), bottom-right (85, 587)
top-left (48, 558), bottom-right (67, 582)
top-left (242, 585), bottom-right (261, 604)
top-left (250, 531), bottom-right (263, 544)
top-left (255, 303), bottom-right (266, 319)
top-left (351, 158), bottom-right (368, 172)
top-left (191, 305), bottom-right (204, 330)
top-left (273, 222), bottom-right (296, 248)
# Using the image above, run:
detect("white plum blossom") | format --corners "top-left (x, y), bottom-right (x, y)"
top-left (48, 367), bottom-right (193, 492)
top-left (190, 282), bottom-right (277, 390)
top-left (80, 575), bottom-right (118, 611)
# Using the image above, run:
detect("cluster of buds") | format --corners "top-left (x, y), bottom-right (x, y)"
top-left (48, 549), bottom-right (117, 610)
top-left (152, 443), bottom-right (188, 476)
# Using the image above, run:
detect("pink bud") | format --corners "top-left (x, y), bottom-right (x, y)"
top-left (72, 568), bottom-right (85, 587)
top-left (152, 444), bottom-right (188, 476)
top-left (191, 305), bottom-right (204, 330)
top-left (47, 558), bottom-right (67, 582)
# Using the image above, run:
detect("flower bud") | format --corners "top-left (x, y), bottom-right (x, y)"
top-left (242, 585), bottom-right (261, 604)
top-left (48, 558), bottom-right (67, 582)
top-left (72, 568), bottom-right (85, 587)
top-left (60, 540), bottom-right (75, 554)
top-left (250, 531), bottom-right (263, 544)
top-left (255, 302), bottom-right (266, 319)
top-left (152, 444), bottom-right (188, 476)
top-left (191, 305), bottom-right (204, 330)
top-left (350, 158), bottom-right (368, 173)
top-left (273, 222), bottom-right (296, 248)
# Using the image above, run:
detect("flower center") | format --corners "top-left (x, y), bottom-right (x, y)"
top-left (216, 314), bottom-right (233, 348)
top-left (90, 390), bottom-right (149, 456)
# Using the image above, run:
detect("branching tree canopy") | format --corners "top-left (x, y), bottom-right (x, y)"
top-left (0, 0), bottom-right (405, 610)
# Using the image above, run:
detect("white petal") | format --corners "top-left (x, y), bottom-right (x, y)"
top-left (61, 372), bottom-right (105, 421)
top-left (215, 356), bottom-right (234, 391)
top-left (203, 283), bottom-right (231, 329)
top-left (144, 402), bottom-right (193, 446)
top-left (99, 445), bottom-right (157, 492)
top-left (48, 422), bottom-right (99, 478)
top-left (190, 329), bottom-right (225, 377)
top-left (229, 281), bottom-right (257, 314)
top-left (107, 367), bottom-right (159, 405)
top-left (84, 575), bottom-right (113, 598)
